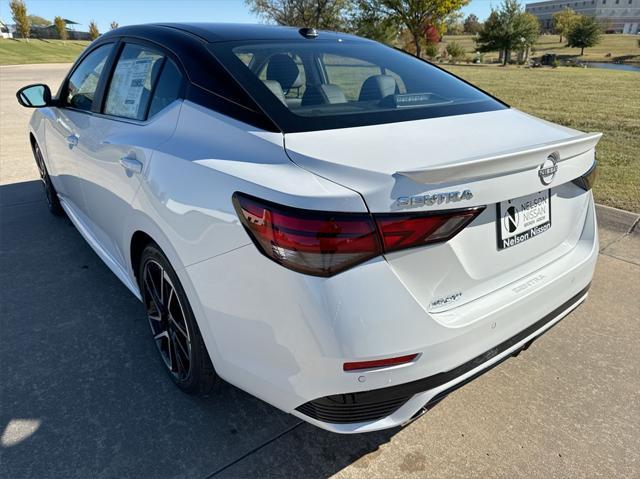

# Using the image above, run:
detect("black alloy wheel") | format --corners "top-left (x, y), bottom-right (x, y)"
top-left (139, 244), bottom-right (218, 394)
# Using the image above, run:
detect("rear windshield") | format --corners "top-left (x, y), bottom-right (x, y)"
top-left (209, 39), bottom-right (506, 133)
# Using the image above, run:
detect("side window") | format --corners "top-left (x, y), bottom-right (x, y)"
top-left (65, 44), bottom-right (113, 111)
top-left (148, 59), bottom-right (183, 118)
top-left (104, 44), bottom-right (164, 120)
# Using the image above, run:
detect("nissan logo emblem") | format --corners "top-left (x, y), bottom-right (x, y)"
top-left (538, 155), bottom-right (558, 185)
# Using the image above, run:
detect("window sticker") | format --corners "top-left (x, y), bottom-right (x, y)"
top-left (106, 58), bottom-right (154, 119)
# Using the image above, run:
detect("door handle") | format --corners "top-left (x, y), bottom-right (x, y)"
top-left (119, 156), bottom-right (143, 174)
top-left (66, 134), bottom-right (79, 148)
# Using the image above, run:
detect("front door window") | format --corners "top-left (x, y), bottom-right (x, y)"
top-left (65, 44), bottom-right (112, 111)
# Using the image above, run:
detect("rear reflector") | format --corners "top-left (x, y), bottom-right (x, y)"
top-left (233, 192), bottom-right (484, 277)
top-left (343, 353), bottom-right (419, 371)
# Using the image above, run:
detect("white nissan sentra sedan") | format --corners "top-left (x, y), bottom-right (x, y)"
top-left (17, 23), bottom-right (600, 433)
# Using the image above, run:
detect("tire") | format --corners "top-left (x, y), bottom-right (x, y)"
top-left (32, 140), bottom-right (63, 216)
top-left (138, 243), bottom-right (218, 395)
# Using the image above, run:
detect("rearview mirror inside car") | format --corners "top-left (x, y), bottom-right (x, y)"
top-left (16, 84), bottom-right (52, 108)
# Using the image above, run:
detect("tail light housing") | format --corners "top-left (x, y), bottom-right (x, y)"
top-left (572, 161), bottom-right (597, 191)
top-left (233, 192), bottom-right (484, 277)
top-left (374, 209), bottom-right (483, 254)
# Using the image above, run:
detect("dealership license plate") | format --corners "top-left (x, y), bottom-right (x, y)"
top-left (497, 190), bottom-right (551, 250)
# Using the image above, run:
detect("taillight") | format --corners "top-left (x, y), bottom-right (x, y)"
top-left (233, 192), bottom-right (484, 277)
top-left (572, 161), bottom-right (597, 191)
top-left (233, 193), bottom-right (382, 276)
top-left (375, 209), bottom-right (483, 254)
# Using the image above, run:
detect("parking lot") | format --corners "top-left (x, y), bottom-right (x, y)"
top-left (1, 64), bottom-right (639, 478)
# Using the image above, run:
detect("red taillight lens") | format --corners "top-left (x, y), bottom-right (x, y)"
top-left (375, 209), bottom-right (483, 253)
top-left (233, 193), bottom-right (382, 277)
top-left (343, 353), bottom-right (419, 371)
top-left (233, 192), bottom-right (484, 277)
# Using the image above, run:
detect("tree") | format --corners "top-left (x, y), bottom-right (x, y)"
top-left (246, 0), bottom-right (351, 30)
top-left (359, 0), bottom-right (469, 57)
top-left (566, 15), bottom-right (601, 55)
top-left (88, 20), bottom-right (100, 40)
top-left (444, 11), bottom-right (464, 35)
top-left (349, 0), bottom-right (399, 43)
top-left (476, 0), bottom-right (539, 66)
top-left (552, 8), bottom-right (579, 43)
top-left (54, 16), bottom-right (67, 41)
top-left (10, 0), bottom-right (30, 40)
top-left (27, 15), bottom-right (49, 27)
top-left (424, 24), bottom-right (441, 44)
top-left (110, 21), bottom-right (119, 30)
top-left (463, 13), bottom-right (482, 34)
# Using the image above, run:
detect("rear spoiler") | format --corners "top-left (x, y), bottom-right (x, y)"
top-left (397, 132), bottom-right (602, 185)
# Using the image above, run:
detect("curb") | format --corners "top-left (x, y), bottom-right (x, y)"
top-left (596, 203), bottom-right (640, 236)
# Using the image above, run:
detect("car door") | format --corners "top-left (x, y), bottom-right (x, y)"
top-left (77, 42), bottom-right (185, 268)
top-left (45, 43), bottom-right (115, 215)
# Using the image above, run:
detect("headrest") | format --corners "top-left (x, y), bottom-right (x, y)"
top-left (266, 54), bottom-right (302, 92)
top-left (301, 84), bottom-right (347, 107)
top-left (358, 74), bottom-right (397, 102)
top-left (262, 80), bottom-right (287, 106)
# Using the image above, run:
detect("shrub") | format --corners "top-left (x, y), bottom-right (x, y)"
top-left (424, 42), bottom-right (439, 60)
top-left (446, 40), bottom-right (466, 63)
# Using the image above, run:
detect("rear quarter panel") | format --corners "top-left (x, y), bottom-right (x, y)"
top-left (128, 100), bottom-right (369, 377)
top-left (129, 100), bottom-right (368, 272)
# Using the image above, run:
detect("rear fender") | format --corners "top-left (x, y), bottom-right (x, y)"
top-left (122, 205), bottom-right (227, 370)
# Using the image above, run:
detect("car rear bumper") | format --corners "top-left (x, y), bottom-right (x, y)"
top-left (294, 284), bottom-right (589, 431)
top-left (184, 194), bottom-right (598, 433)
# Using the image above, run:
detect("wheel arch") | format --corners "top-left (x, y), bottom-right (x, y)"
top-left (127, 224), bottom-right (225, 373)
top-left (130, 230), bottom-right (155, 284)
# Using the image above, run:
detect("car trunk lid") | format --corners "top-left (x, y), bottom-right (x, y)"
top-left (283, 108), bottom-right (601, 312)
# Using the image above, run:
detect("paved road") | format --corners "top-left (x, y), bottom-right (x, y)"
top-left (1, 65), bottom-right (639, 478)
top-left (0, 64), bottom-right (70, 185)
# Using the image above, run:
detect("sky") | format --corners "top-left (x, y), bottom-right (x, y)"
top-left (0, 0), bottom-right (524, 33)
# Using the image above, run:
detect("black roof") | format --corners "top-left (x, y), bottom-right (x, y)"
top-left (102, 22), bottom-right (364, 43)
top-left (88, 23), bottom-right (372, 132)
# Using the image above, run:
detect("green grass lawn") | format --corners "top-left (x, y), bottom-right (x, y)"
top-left (443, 65), bottom-right (640, 212)
top-left (441, 34), bottom-right (640, 63)
top-left (0, 38), bottom-right (89, 65)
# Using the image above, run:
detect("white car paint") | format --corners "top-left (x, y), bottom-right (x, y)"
top-left (25, 26), bottom-right (600, 433)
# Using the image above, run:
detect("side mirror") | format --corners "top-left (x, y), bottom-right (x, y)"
top-left (16, 84), bottom-right (53, 108)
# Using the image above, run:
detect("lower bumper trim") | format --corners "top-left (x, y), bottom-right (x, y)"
top-left (296, 283), bottom-right (590, 425)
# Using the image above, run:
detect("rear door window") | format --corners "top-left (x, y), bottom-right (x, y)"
top-left (148, 59), bottom-right (183, 118)
top-left (104, 44), bottom-right (164, 120)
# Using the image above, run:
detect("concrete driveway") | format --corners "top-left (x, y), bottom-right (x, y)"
top-left (1, 64), bottom-right (639, 479)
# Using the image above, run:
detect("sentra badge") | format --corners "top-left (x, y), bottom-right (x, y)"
top-left (397, 189), bottom-right (473, 208)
